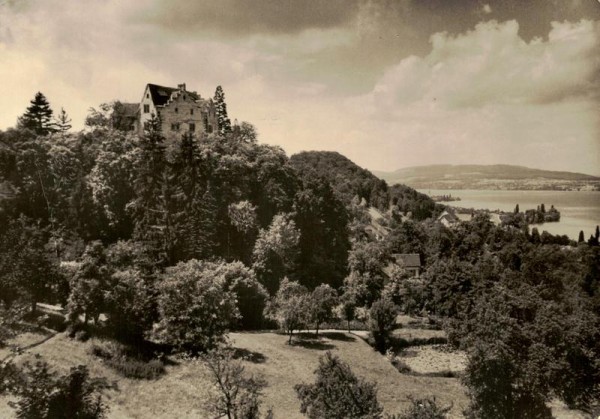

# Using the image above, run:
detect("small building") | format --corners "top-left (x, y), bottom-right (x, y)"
top-left (390, 253), bottom-right (422, 278)
top-left (437, 209), bottom-right (460, 228)
top-left (123, 83), bottom-right (219, 140)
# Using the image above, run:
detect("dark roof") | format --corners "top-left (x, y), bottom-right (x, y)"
top-left (392, 254), bottom-right (421, 268)
top-left (147, 84), bottom-right (178, 107)
top-left (120, 103), bottom-right (139, 118)
top-left (147, 83), bottom-right (200, 107)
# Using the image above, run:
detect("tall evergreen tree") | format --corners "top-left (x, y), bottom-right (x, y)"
top-left (578, 230), bottom-right (585, 243)
top-left (214, 85), bottom-right (232, 135)
top-left (54, 107), bottom-right (72, 134)
top-left (130, 114), bottom-right (170, 264)
top-left (18, 92), bottom-right (56, 135)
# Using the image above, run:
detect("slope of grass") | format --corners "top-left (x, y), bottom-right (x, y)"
top-left (1, 331), bottom-right (467, 418)
top-left (229, 331), bottom-right (467, 418)
top-left (1, 330), bottom-right (587, 418)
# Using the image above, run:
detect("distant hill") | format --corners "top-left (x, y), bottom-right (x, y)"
top-left (373, 164), bottom-right (600, 191)
top-left (289, 151), bottom-right (438, 219)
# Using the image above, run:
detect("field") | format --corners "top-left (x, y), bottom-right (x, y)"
top-left (1, 330), bottom-right (468, 418)
top-left (0, 327), bottom-right (588, 419)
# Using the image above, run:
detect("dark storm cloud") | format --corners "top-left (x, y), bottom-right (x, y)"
top-left (144, 0), bottom-right (362, 36)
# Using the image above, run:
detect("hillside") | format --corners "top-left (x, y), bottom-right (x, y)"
top-left (373, 164), bottom-right (600, 191)
top-left (0, 330), bottom-right (469, 419)
top-left (290, 151), bottom-right (389, 209)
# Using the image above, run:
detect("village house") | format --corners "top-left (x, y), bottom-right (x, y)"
top-left (436, 209), bottom-right (460, 228)
top-left (121, 83), bottom-right (219, 139)
top-left (383, 253), bottom-right (422, 279)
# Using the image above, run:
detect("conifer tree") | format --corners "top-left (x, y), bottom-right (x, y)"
top-left (54, 107), bottom-right (72, 134)
top-left (131, 114), bottom-right (170, 264)
top-left (18, 92), bottom-right (56, 135)
top-left (578, 230), bottom-right (585, 243)
top-left (214, 85), bottom-right (232, 135)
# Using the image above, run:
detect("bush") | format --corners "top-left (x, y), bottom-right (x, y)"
top-left (5, 359), bottom-right (109, 418)
top-left (295, 352), bottom-right (382, 419)
top-left (88, 340), bottom-right (164, 380)
top-left (368, 297), bottom-right (397, 353)
top-left (391, 396), bottom-right (452, 419)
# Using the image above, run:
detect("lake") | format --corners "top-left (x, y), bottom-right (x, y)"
top-left (420, 189), bottom-right (600, 240)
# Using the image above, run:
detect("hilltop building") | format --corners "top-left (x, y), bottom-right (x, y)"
top-left (121, 83), bottom-right (219, 139)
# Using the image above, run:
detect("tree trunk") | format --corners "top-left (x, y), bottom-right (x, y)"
top-left (348, 319), bottom-right (351, 333)
top-left (315, 323), bottom-right (319, 337)
top-left (31, 300), bottom-right (37, 315)
top-left (288, 330), bottom-right (293, 344)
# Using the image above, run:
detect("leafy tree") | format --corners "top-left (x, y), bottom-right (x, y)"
top-left (103, 269), bottom-right (156, 345)
top-left (203, 347), bottom-right (271, 419)
top-left (295, 352), bottom-right (383, 419)
top-left (66, 241), bottom-right (109, 326)
top-left (339, 288), bottom-right (358, 332)
top-left (347, 240), bottom-right (389, 305)
top-left (227, 200), bottom-right (258, 263)
top-left (88, 132), bottom-right (136, 240)
top-left (214, 85), bottom-right (232, 135)
top-left (461, 290), bottom-right (553, 419)
top-left (6, 360), bottom-right (109, 419)
top-left (308, 284), bottom-right (338, 336)
top-left (368, 297), bottom-right (397, 353)
top-left (269, 278), bottom-right (309, 344)
top-left (0, 217), bottom-right (58, 313)
top-left (252, 214), bottom-right (300, 294)
top-left (17, 92), bottom-right (56, 135)
top-left (152, 259), bottom-right (239, 351)
top-left (211, 261), bottom-right (269, 330)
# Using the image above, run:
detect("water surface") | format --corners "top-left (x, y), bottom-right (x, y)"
top-left (421, 189), bottom-right (600, 240)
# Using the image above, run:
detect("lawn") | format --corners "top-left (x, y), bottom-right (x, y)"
top-left (1, 331), bottom-right (468, 418)
top-left (0, 330), bottom-right (587, 419)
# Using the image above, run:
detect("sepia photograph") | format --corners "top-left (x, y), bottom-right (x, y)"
top-left (0, 0), bottom-right (599, 417)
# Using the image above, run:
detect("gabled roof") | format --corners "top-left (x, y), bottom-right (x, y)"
top-left (147, 84), bottom-right (178, 107)
top-left (392, 253), bottom-right (421, 268)
top-left (147, 83), bottom-right (201, 107)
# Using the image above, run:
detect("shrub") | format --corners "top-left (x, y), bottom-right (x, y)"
top-left (368, 297), bottom-right (397, 353)
top-left (88, 340), bottom-right (164, 380)
top-left (5, 359), bottom-right (109, 418)
top-left (295, 352), bottom-right (383, 419)
top-left (391, 396), bottom-right (452, 419)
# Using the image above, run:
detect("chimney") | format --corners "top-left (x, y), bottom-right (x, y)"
top-left (177, 83), bottom-right (186, 91)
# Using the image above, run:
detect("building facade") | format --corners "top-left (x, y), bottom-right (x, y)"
top-left (134, 83), bottom-right (219, 139)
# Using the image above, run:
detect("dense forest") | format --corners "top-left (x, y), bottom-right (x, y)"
top-left (0, 93), bottom-right (599, 418)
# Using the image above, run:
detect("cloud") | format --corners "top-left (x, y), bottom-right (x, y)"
top-left (365, 19), bottom-right (600, 111)
top-left (143, 0), bottom-right (362, 36)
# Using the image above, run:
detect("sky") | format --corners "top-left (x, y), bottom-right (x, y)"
top-left (1, 0), bottom-right (599, 175)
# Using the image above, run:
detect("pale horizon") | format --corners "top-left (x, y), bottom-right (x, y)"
top-left (1, 0), bottom-right (599, 175)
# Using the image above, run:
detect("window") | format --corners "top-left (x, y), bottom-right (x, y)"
top-left (171, 123), bottom-right (179, 131)
top-left (189, 123), bottom-right (196, 132)
top-left (146, 93), bottom-right (149, 99)
top-left (203, 115), bottom-right (209, 131)
top-left (143, 104), bottom-right (150, 113)
top-left (183, 95), bottom-right (186, 100)
top-left (190, 108), bottom-right (194, 115)
top-left (175, 107), bottom-right (178, 113)
top-left (208, 125), bottom-right (213, 134)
